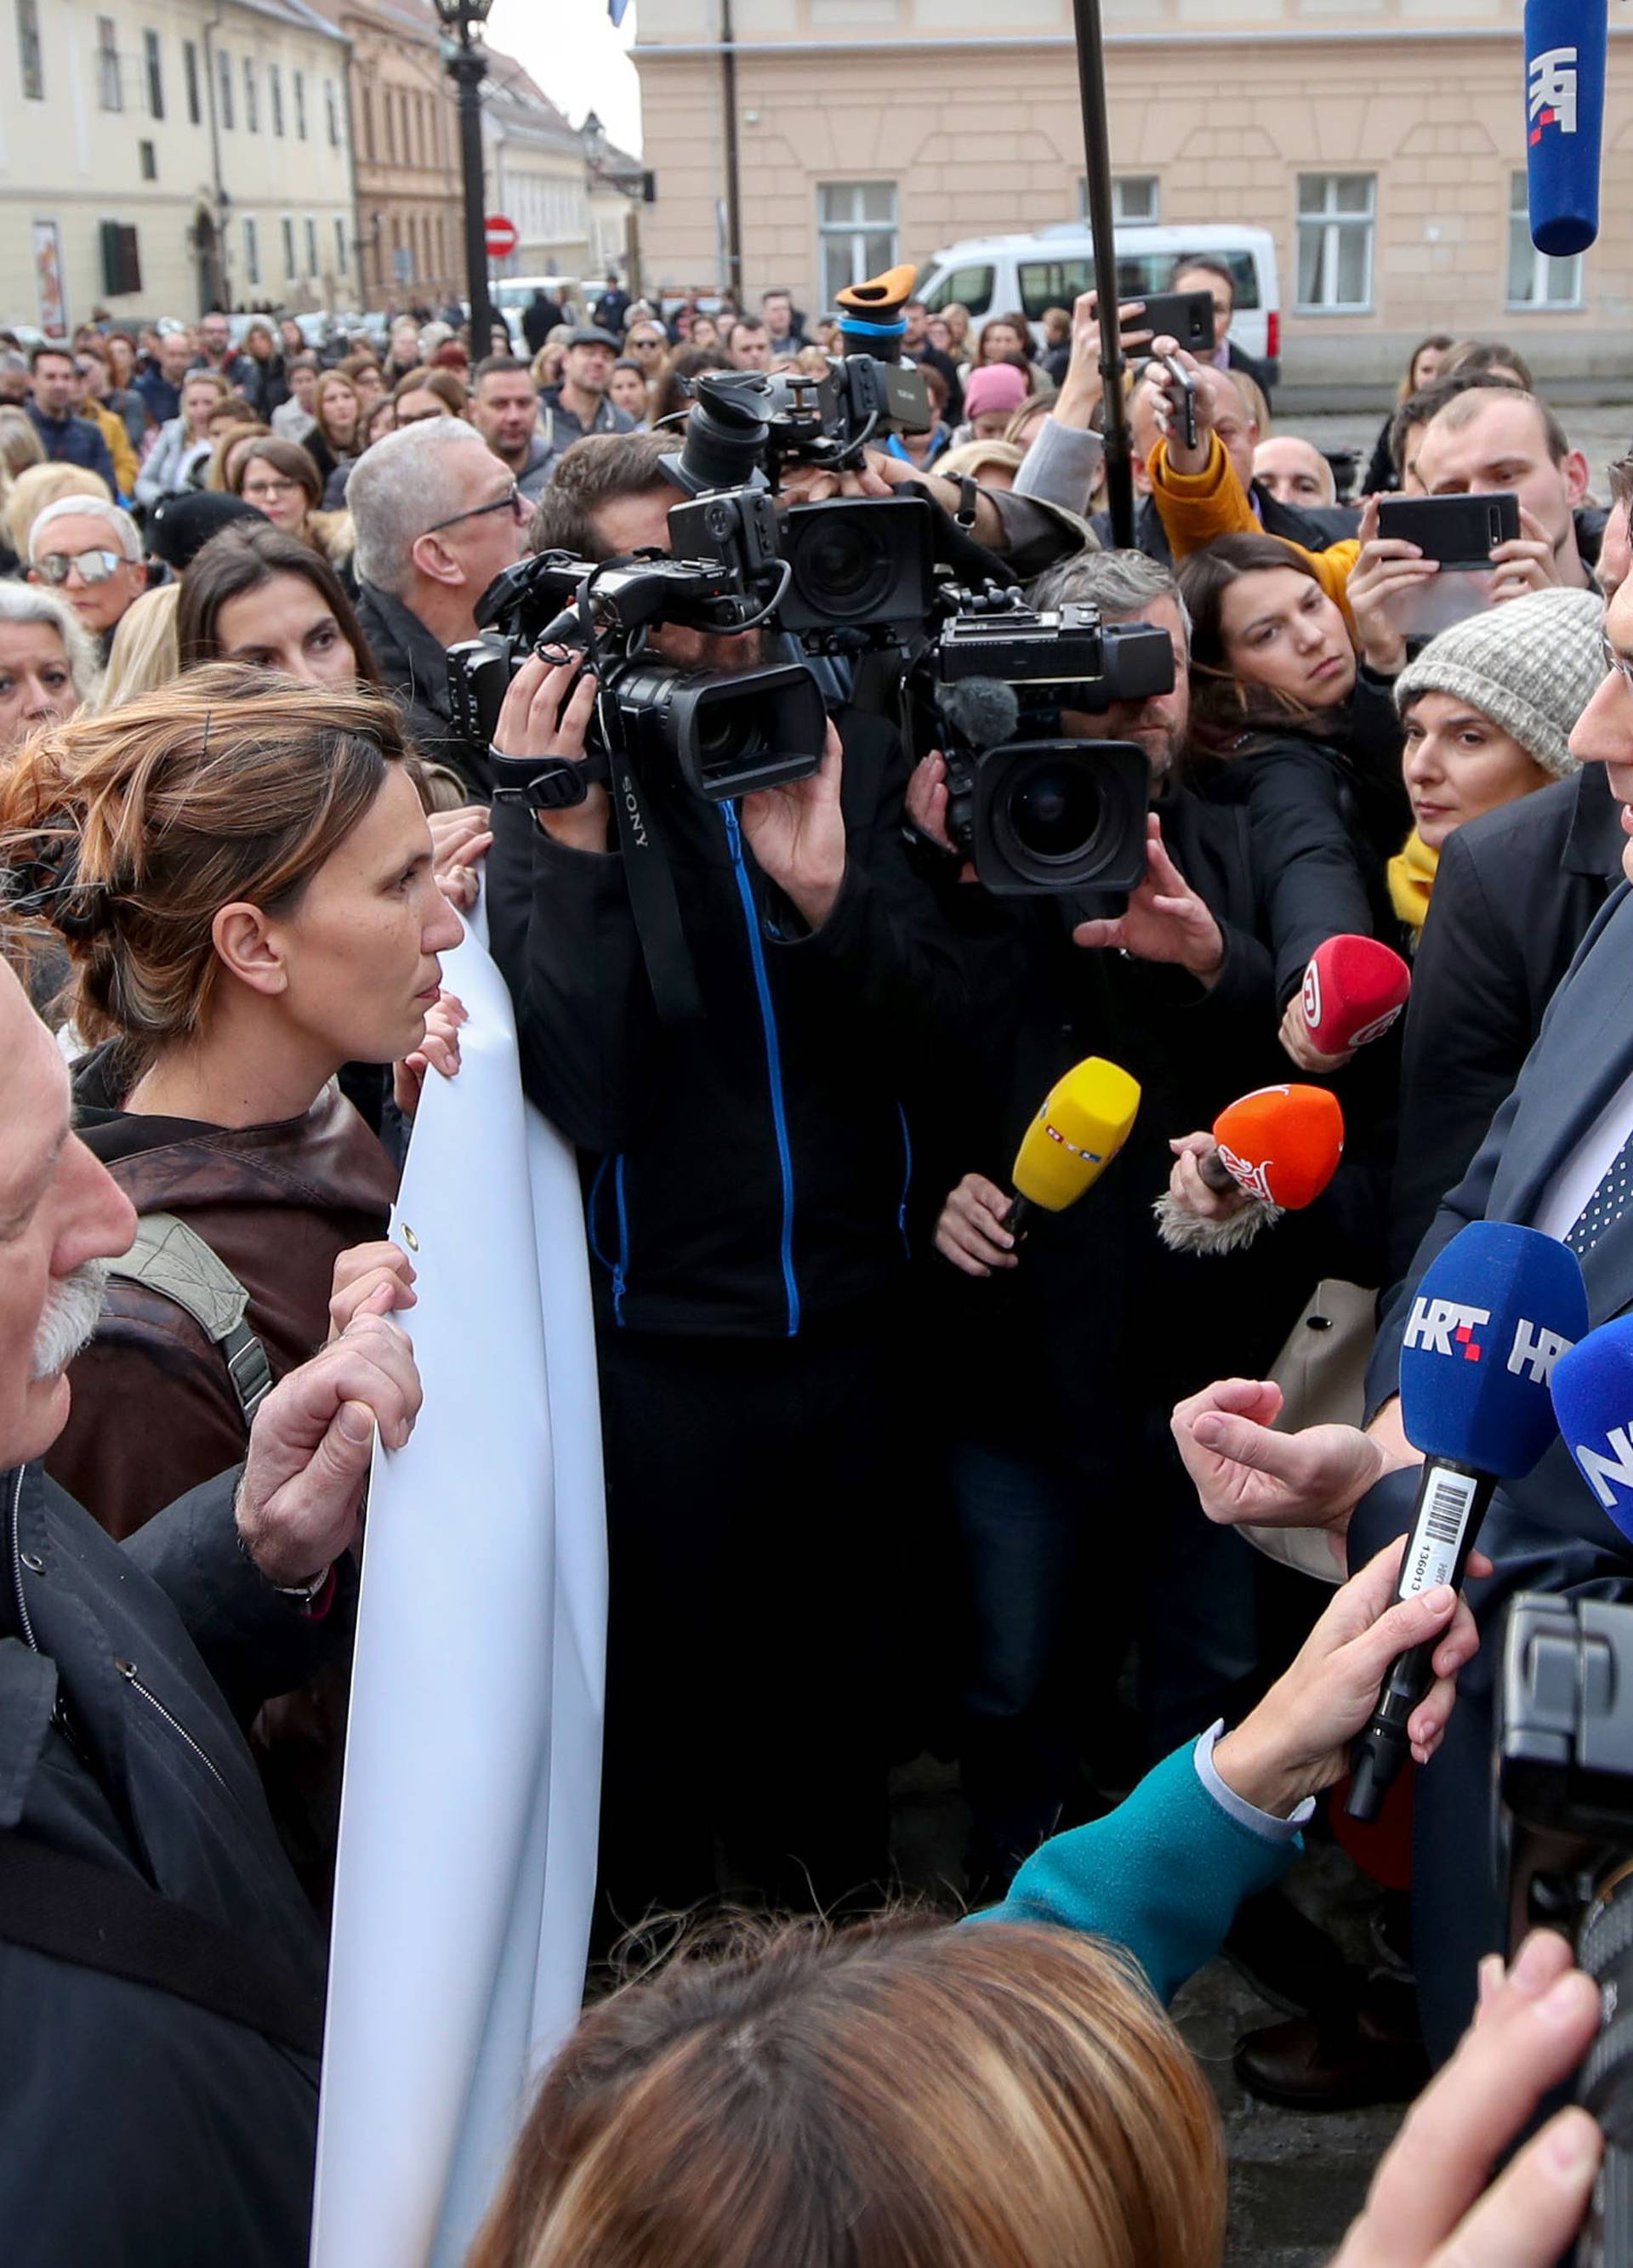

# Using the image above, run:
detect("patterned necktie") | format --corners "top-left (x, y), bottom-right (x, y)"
top-left (1566, 1126), bottom-right (1633, 1258)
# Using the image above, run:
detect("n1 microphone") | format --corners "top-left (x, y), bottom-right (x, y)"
top-left (1300, 935), bottom-right (1411, 1055)
top-left (1524, 0), bottom-right (1608, 257)
top-left (1201, 1083), bottom-right (1345, 1208)
top-left (1010, 1055), bottom-right (1141, 1231)
top-left (1550, 1316), bottom-right (1633, 1546)
top-left (1346, 1221), bottom-right (1588, 1821)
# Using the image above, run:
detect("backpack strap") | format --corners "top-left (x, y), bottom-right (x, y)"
top-left (105, 1213), bottom-right (273, 1424)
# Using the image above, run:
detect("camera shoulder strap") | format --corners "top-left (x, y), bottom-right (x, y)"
top-left (604, 746), bottom-right (705, 1026)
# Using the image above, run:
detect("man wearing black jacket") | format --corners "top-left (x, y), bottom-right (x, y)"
top-left (0, 959), bottom-right (423, 2267)
top-left (486, 436), bottom-right (970, 1927)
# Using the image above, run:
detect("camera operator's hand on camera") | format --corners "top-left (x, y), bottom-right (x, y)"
top-left (1170, 1378), bottom-right (1413, 1557)
top-left (1488, 505), bottom-right (1565, 603)
top-left (777, 460), bottom-right (893, 507)
top-left (1071, 814), bottom-right (1225, 985)
top-left (1329, 1930), bottom-right (1601, 2268)
top-left (1144, 340), bottom-right (1222, 478)
top-left (1278, 992), bottom-right (1356, 1075)
top-left (739, 720), bottom-right (845, 929)
top-left (906, 751), bottom-right (977, 884)
top-left (1213, 1534), bottom-right (1483, 1810)
top-left (1054, 290), bottom-right (1154, 429)
top-left (493, 651), bottom-right (606, 854)
top-left (1166, 1132), bottom-right (1255, 1226)
top-left (1346, 496), bottom-right (1437, 677)
top-left (935, 1174), bottom-right (1020, 1277)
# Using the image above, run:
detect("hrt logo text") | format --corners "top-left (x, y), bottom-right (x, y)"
top-left (1507, 1319), bottom-right (1573, 1386)
top-left (1404, 1297), bottom-right (1491, 1361)
top-left (1529, 47), bottom-right (1579, 141)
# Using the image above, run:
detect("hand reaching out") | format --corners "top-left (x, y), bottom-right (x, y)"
top-left (739, 721), bottom-right (846, 929)
top-left (1073, 814), bottom-right (1225, 984)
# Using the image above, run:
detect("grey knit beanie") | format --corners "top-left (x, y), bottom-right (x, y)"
top-left (1393, 585), bottom-right (1605, 779)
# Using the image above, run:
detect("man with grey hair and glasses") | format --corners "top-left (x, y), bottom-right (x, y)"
top-left (349, 414), bottom-right (529, 793)
top-left (0, 953), bottom-right (423, 2262)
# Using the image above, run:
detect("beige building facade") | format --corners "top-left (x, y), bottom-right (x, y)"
top-left (1, 0), bottom-right (357, 329)
top-left (634, 0), bottom-right (1633, 390)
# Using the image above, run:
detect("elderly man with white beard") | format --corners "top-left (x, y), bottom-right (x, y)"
top-left (0, 955), bottom-right (423, 2268)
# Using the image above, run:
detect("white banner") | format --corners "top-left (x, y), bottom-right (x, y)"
top-left (310, 911), bottom-right (607, 2268)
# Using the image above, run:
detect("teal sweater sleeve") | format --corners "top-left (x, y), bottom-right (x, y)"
top-left (975, 1743), bottom-right (1299, 2006)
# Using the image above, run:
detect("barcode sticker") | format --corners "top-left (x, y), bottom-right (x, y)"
top-left (1403, 1466), bottom-right (1480, 1595)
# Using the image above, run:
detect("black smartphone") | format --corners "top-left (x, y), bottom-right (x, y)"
top-left (1377, 492), bottom-right (1521, 568)
top-left (1133, 290), bottom-right (1217, 355)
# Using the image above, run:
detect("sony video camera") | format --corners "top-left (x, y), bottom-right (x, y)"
top-left (1499, 1593), bottom-right (1633, 2268)
top-left (925, 585), bottom-right (1174, 897)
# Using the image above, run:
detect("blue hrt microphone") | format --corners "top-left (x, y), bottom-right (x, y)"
top-left (1524, 0), bottom-right (1608, 258)
top-left (1551, 1316), bottom-right (1633, 1545)
top-left (1346, 1221), bottom-right (1588, 1821)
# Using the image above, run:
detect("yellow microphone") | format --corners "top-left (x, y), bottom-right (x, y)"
top-left (1009, 1056), bottom-right (1141, 1231)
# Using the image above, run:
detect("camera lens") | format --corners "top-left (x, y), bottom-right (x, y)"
top-left (693, 696), bottom-right (762, 777)
top-left (1004, 759), bottom-right (1104, 864)
top-left (789, 512), bottom-right (896, 622)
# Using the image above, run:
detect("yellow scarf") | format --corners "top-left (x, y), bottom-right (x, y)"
top-left (1387, 828), bottom-right (1440, 933)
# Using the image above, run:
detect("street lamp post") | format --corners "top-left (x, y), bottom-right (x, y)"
top-left (434, 0), bottom-right (496, 353)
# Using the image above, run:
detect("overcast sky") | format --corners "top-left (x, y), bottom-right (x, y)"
top-left (487, 0), bottom-right (644, 156)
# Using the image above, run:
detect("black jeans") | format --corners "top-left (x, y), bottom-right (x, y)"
top-left (594, 1316), bottom-right (898, 1936)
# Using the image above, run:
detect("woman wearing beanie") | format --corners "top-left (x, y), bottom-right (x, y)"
top-left (1389, 586), bottom-right (1606, 936)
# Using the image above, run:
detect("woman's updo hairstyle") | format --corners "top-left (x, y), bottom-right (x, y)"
top-left (0, 662), bottom-right (408, 1060)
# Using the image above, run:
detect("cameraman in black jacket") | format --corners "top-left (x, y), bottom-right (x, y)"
top-left (485, 431), bottom-right (973, 1929)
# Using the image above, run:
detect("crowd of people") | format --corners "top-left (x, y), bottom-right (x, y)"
top-left (0, 256), bottom-right (1629, 2267)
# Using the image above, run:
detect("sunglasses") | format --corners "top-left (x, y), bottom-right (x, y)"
top-left (35, 547), bottom-right (125, 585)
top-left (425, 483), bottom-right (526, 535)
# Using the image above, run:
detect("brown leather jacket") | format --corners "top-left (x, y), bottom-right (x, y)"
top-left (48, 1048), bottom-right (397, 1543)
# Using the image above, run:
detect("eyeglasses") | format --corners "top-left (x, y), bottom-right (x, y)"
top-left (1602, 632), bottom-right (1633, 694)
top-left (35, 548), bottom-right (124, 586)
top-left (424, 483), bottom-right (526, 535)
top-left (242, 478), bottom-right (299, 503)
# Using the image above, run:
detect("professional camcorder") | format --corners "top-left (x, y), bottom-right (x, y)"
top-left (1499, 1593), bottom-right (1633, 2267)
top-left (925, 584), bottom-right (1174, 897)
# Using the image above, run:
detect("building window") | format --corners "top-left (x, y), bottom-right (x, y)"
top-left (326, 78), bottom-right (340, 148)
top-left (242, 215), bottom-right (259, 286)
top-left (143, 28), bottom-right (162, 117)
top-left (384, 89), bottom-right (396, 162)
top-left (100, 220), bottom-right (142, 296)
top-left (139, 138), bottom-right (156, 179)
top-left (816, 181), bottom-right (897, 309)
top-left (333, 216), bottom-right (346, 276)
top-left (16, 0), bottom-right (43, 99)
top-left (1078, 175), bottom-right (1160, 224)
top-left (217, 47), bottom-right (233, 129)
top-left (1507, 169), bottom-right (1584, 309)
top-left (1296, 172), bottom-right (1374, 311)
top-left (361, 87), bottom-right (374, 161)
top-left (183, 38), bottom-right (200, 123)
top-left (270, 64), bottom-right (283, 135)
top-left (282, 215), bottom-right (296, 278)
top-left (243, 57), bottom-right (258, 132)
top-left (305, 215), bottom-right (318, 277)
top-left (96, 15), bottom-right (122, 110)
top-left (293, 69), bottom-right (306, 139)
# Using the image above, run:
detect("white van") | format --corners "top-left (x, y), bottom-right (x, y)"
top-left (916, 222), bottom-right (1282, 383)
top-left (492, 275), bottom-right (584, 347)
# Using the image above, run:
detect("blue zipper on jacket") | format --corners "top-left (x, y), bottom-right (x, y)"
top-left (587, 1154), bottom-right (629, 1326)
top-left (723, 803), bottom-right (800, 1336)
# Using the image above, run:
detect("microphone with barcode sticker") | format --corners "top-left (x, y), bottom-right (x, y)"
top-left (1346, 1221), bottom-right (1588, 1822)
top-left (1524, 0), bottom-right (1608, 259)
top-left (1551, 1316), bottom-right (1633, 1546)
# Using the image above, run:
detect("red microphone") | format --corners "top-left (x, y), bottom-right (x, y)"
top-left (1198, 1083), bottom-right (1346, 1209)
top-left (1300, 935), bottom-right (1411, 1054)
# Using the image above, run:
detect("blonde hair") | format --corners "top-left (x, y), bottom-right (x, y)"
top-left (0, 665), bottom-right (408, 1060)
top-left (207, 418), bottom-right (271, 492)
top-left (468, 1915), bottom-right (1225, 2268)
top-left (88, 583), bottom-right (180, 715)
top-left (0, 403), bottom-right (45, 478)
top-left (5, 463), bottom-right (112, 566)
top-left (936, 439), bottom-right (1026, 483)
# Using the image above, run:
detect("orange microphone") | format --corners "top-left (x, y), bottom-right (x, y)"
top-left (1198, 1083), bottom-right (1346, 1209)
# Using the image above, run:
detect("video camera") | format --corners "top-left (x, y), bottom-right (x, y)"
top-left (1499, 1593), bottom-right (1633, 2267)
top-left (924, 585), bottom-right (1174, 897)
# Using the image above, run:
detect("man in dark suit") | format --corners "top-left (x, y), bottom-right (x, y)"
top-left (1172, 572), bottom-right (1633, 2061)
top-left (1170, 254), bottom-right (1276, 401)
